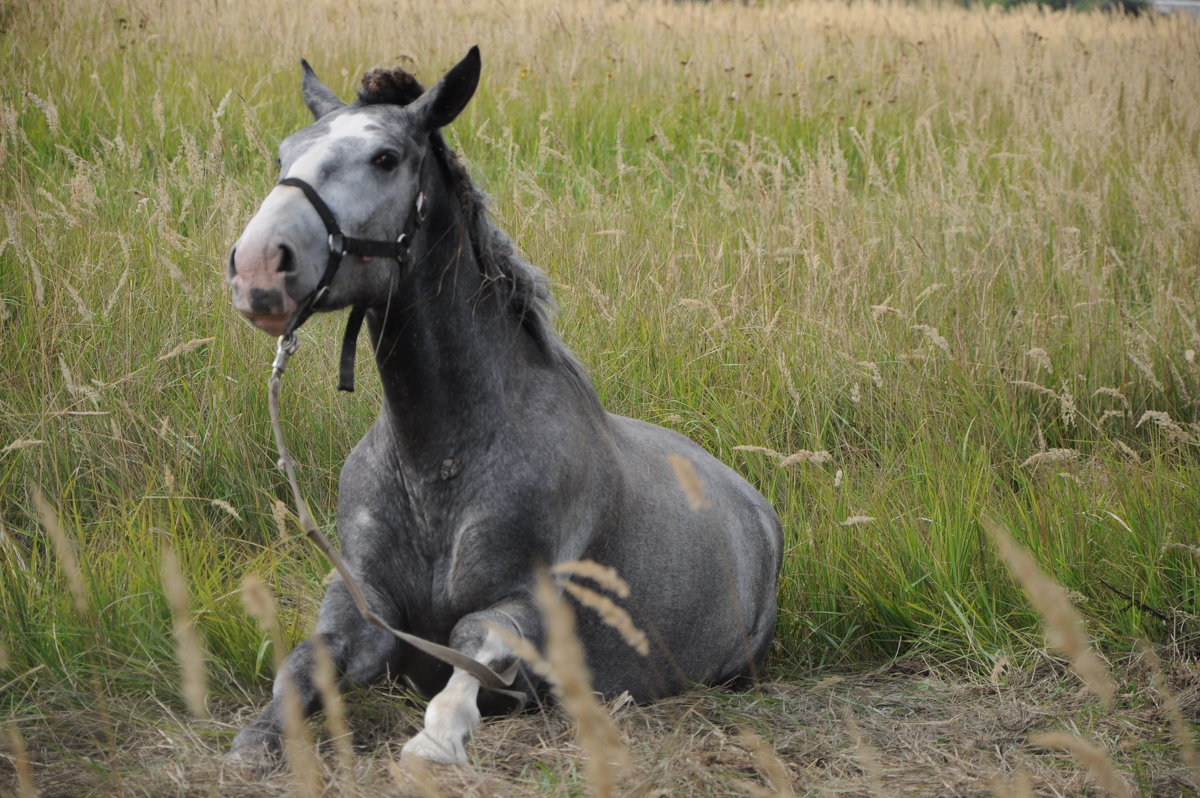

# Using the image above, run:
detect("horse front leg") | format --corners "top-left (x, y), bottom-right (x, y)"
top-left (400, 600), bottom-right (540, 765)
top-left (228, 579), bottom-right (403, 769)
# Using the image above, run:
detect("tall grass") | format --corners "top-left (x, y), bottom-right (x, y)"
top-left (1, 0), bottom-right (1197, 731)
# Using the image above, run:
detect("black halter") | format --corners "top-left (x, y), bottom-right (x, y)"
top-left (276, 175), bottom-right (426, 391)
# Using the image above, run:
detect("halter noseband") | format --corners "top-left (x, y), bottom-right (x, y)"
top-left (276, 175), bottom-right (426, 391)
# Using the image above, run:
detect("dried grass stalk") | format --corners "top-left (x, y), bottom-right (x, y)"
top-left (733, 445), bottom-right (832, 466)
top-left (982, 518), bottom-right (1116, 706)
top-left (1092, 387), bottom-right (1129, 408)
top-left (279, 670), bottom-right (323, 798)
top-left (1163, 542), bottom-right (1200, 558)
top-left (272, 500), bottom-right (290, 540)
top-left (842, 707), bottom-right (885, 798)
top-left (779, 450), bottom-right (832, 466)
top-left (912, 323), bottom-right (950, 355)
top-left (312, 636), bottom-right (356, 790)
top-left (561, 579), bottom-right (649, 655)
top-left (210, 499), bottom-right (242, 521)
top-left (534, 572), bottom-right (628, 798)
top-left (2, 439), bottom-right (44, 453)
top-left (552, 559), bottom-right (630, 598)
top-left (989, 765), bottom-right (1035, 798)
top-left (160, 545), bottom-right (209, 719)
top-left (32, 487), bottom-right (88, 616)
top-left (1009, 380), bottom-right (1060, 399)
top-left (240, 575), bottom-right (282, 669)
top-left (1026, 348), bottom-right (1052, 374)
top-left (667, 453), bottom-right (711, 511)
top-left (1030, 732), bottom-right (1132, 798)
top-left (157, 337), bottom-right (214, 361)
top-left (7, 725), bottom-right (38, 798)
top-left (740, 728), bottom-right (795, 797)
top-left (1020, 448), bottom-right (1081, 469)
top-left (242, 576), bottom-right (321, 796)
top-left (1141, 644), bottom-right (1200, 784)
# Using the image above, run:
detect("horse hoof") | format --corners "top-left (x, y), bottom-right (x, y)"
top-left (400, 729), bottom-right (469, 765)
top-left (225, 745), bottom-right (282, 777)
top-left (226, 727), bottom-right (284, 776)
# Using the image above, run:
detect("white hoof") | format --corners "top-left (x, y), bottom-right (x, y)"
top-left (400, 687), bottom-right (481, 765)
top-left (401, 728), bottom-right (470, 765)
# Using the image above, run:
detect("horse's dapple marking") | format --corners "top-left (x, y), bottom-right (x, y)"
top-left (226, 47), bottom-right (782, 767)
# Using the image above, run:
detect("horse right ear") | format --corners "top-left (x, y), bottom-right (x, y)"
top-left (408, 46), bottom-right (481, 131)
top-left (301, 59), bottom-right (347, 120)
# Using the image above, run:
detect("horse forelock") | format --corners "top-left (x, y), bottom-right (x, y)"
top-left (357, 65), bottom-right (426, 107)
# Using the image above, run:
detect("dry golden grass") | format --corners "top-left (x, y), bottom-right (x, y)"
top-left (160, 544), bottom-right (210, 719)
top-left (12, 663), bottom-right (1198, 796)
top-left (240, 575), bottom-right (321, 796)
top-left (1029, 732), bottom-right (1133, 798)
top-left (531, 573), bottom-right (629, 798)
top-left (666, 453), bottom-right (712, 511)
top-left (3, 0), bottom-right (1199, 794)
top-left (30, 488), bottom-right (87, 617)
top-left (559, 580), bottom-right (649, 657)
top-left (312, 636), bottom-right (356, 791)
top-left (983, 517), bottom-right (1118, 707)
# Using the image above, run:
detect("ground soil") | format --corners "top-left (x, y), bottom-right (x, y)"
top-left (3, 662), bottom-right (1198, 797)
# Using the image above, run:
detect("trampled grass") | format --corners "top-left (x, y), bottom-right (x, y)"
top-left (1, 0), bottom-right (1198, 792)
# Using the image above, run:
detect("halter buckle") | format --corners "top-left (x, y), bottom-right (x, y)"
top-left (327, 232), bottom-right (346, 257)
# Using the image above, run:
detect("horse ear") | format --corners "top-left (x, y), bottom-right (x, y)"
top-left (409, 46), bottom-right (480, 130)
top-left (300, 59), bottom-right (347, 120)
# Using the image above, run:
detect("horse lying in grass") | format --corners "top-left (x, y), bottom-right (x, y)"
top-left (225, 46), bottom-right (782, 766)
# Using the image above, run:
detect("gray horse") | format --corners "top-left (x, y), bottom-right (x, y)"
top-left (226, 47), bottom-right (782, 766)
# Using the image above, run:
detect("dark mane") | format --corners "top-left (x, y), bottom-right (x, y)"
top-left (356, 65), bottom-right (592, 392)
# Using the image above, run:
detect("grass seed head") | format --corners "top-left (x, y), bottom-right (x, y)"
top-left (1020, 448), bottom-right (1081, 469)
top-left (561, 579), bottom-right (649, 656)
top-left (534, 572), bottom-right (628, 798)
top-left (312, 635), bottom-right (355, 786)
top-left (983, 517), bottom-right (1117, 706)
top-left (1029, 732), bottom-right (1132, 798)
top-left (667, 453), bottom-right (712, 511)
top-left (32, 486), bottom-right (88, 616)
top-left (160, 544), bottom-right (209, 719)
top-left (551, 559), bottom-right (631, 598)
top-left (6, 725), bottom-right (38, 798)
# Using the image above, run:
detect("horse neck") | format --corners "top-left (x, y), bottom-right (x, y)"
top-left (364, 174), bottom-right (542, 457)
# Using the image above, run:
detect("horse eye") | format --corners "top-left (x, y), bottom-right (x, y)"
top-left (371, 150), bottom-right (399, 171)
top-left (274, 155), bottom-right (282, 169)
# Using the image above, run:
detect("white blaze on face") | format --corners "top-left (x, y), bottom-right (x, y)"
top-left (285, 111), bottom-right (382, 183)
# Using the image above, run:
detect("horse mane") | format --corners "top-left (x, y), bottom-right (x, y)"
top-left (356, 66), bottom-right (595, 397)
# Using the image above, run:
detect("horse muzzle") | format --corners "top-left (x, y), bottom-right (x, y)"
top-left (229, 243), bottom-right (300, 336)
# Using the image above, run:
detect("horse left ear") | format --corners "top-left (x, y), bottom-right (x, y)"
top-left (301, 59), bottom-right (347, 120)
top-left (409, 46), bottom-right (481, 130)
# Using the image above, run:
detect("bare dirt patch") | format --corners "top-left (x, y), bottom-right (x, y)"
top-left (4, 663), bottom-right (1197, 796)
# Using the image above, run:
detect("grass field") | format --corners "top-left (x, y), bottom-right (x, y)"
top-left (2, 0), bottom-right (1198, 794)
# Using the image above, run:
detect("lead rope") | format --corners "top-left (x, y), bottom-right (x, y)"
top-left (268, 335), bottom-right (528, 708)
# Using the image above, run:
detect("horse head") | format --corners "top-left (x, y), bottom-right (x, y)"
top-left (227, 48), bottom-right (480, 336)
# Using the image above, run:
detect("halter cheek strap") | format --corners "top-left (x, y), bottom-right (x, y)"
top-left (276, 176), bottom-right (426, 391)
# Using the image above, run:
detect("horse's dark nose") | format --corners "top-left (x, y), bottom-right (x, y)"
top-left (248, 287), bottom-right (287, 315)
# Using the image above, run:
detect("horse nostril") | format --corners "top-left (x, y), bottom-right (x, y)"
top-left (277, 244), bottom-right (295, 274)
top-left (228, 246), bottom-right (238, 279)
